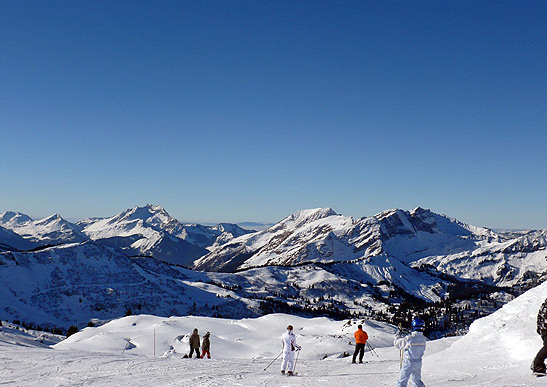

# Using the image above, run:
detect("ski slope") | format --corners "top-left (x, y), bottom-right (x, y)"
top-left (2, 279), bottom-right (547, 386)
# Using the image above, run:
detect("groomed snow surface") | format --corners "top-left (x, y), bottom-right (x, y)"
top-left (2, 280), bottom-right (547, 386)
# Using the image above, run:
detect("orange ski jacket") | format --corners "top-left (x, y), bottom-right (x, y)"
top-left (354, 328), bottom-right (368, 344)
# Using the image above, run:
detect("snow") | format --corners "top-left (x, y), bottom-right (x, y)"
top-left (2, 279), bottom-right (547, 386)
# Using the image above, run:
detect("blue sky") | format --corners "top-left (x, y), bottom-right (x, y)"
top-left (1, 1), bottom-right (546, 228)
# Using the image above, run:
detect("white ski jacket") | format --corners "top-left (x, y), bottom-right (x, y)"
top-left (394, 331), bottom-right (426, 360)
top-left (281, 330), bottom-right (301, 352)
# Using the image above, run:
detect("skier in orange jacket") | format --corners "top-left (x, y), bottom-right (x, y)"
top-left (352, 324), bottom-right (369, 363)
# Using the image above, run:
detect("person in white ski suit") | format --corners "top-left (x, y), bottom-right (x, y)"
top-left (395, 318), bottom-right (427, 387)
top-left (280, 325), bottom-right (301, 375)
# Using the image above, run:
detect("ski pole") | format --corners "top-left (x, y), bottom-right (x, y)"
top-left (263, 351), bottom-right (282, 371)
top-left (122, 340), bottom-right (130, 355)
top-left (366, 342), bottom-right (379, 357)
top-left (293, 348), bottom-right (301, 373)
top-left (397, 324), bottom-right (405, 369)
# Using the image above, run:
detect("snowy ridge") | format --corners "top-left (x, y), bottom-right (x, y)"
top-left (0, 205), bottom-right (252, 265)
top-left (82, 204), bottom-right (183, 239)
top-left (78, 204), bottom-right (251, 264)
top-left (194, 208), bottom-right (352, 271)
top-left (1, 239), bottom-right (429, 329)
top-left (0, 211), bottom-right (86, 245)
top-left (0, 211), bottom-right (33, 228)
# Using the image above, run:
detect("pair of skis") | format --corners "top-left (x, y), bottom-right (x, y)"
top-left (281, 371), bottom-right (299, 376)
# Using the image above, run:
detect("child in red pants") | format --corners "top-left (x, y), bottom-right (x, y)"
top-left (200, 331), bottom-right (211, 359)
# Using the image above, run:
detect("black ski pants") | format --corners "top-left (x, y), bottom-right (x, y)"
top-left (533, 332), bottom-right (547, 371)
top-left (353, 343), bottom-right (365, 363)
top-left (189, 347), bottom-right (200, 358)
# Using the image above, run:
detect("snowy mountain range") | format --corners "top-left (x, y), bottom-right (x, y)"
top-left (0, 211), bottom-right (86, 248)
top-left (195, 207), bottom-right (547, 288)
top-left (0, 205), bottom-right (253, 266)
top-left (1, 205), bottom-right (546, 333)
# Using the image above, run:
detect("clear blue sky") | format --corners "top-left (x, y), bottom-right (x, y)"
top-left (1, 1), bottom-right (546, 229)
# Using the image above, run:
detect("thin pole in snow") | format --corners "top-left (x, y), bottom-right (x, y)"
top-left (263, 351), bottom-right (282, 371)
top-left (122, 340), bottom-right (130, 355)
top-left (154, 329), bottom-right (156, 358)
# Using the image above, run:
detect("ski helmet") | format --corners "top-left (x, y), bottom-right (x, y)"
top-left (411, 318), bottom-right (425, 331)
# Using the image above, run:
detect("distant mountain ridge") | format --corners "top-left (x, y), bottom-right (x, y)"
top-left (0, 205), bottom-right (254, 266)
top-left (0, 211), bottom-right (86, 246)
top-left (195, 207), bottom-right (547, 288)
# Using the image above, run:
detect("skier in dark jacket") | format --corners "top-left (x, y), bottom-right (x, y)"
top-left (200, 331), bottom-right (211, 359)
top-left (532, 298), bottom-right (547, 374)
top-left (189, 328), bottom-right (200, 358)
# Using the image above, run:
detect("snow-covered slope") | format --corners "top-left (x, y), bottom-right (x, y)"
top-left (0, 211), bottom-right (87, 245)
top-left (0, 241), bottom-right (269, 328)
top-left (3, 293), bottom-right (547, 386)
top-left (0, 240), bottom-right (402, 329)
top-left (423, 278), bottom-right (547, 385)
top-left (415, 229), bottom-right (547, 287)
top-left (54, 313), bottom-right (396, 360)
top-left (0, 225), bottom-right (37, 251)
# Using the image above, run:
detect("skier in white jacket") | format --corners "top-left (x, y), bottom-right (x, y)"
top-left (394, 318), bottom-right (427, 387)
top-left (280, 325), bottom-right (301, 375)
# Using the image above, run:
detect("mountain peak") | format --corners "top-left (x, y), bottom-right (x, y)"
top-left (145, 203), bottom-right (166, 212)
top-left (36, 213), bottom-right (64, 225)
top-left (116, 204), bottom-right (171, 224)
top-left (411, 207), bottom-right (431, 215)
top-left (285, 207), bottom-right (338, 223)
top-left (0, 211), bottom-right (33, 226)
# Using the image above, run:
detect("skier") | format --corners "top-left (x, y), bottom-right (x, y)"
top-left (200, 331), bottom-right (211, 359)
top-left (280, 325), bottom-right (301, 375)
top-left (395, 318), bottom-right (427, 387)
top-left (532, 297), bottom-right (547, 375)
top-left (352, 324), bottom-right (368, 363)
top-left (188, 328), bottom-right (200, 358)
